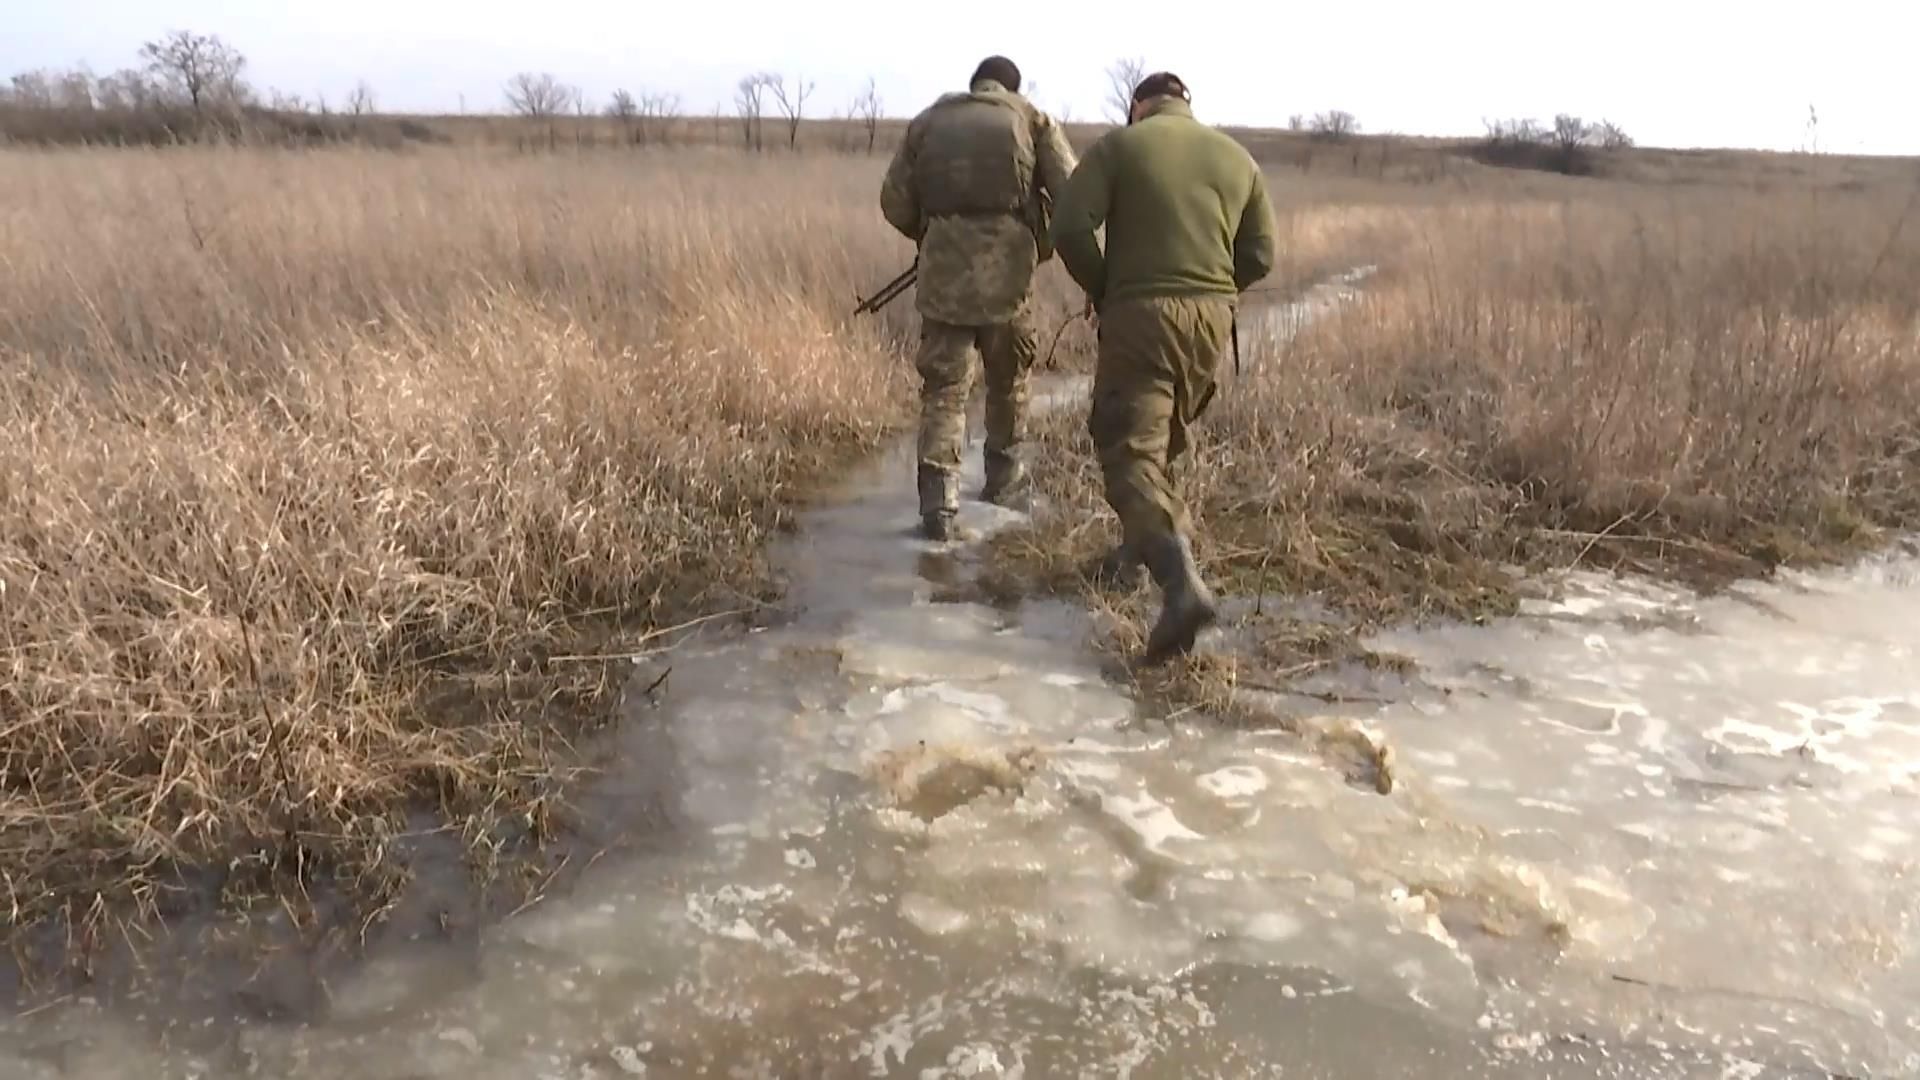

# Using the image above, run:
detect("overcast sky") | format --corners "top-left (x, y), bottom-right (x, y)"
top-left (5, 0), bottom-right (1914, 154)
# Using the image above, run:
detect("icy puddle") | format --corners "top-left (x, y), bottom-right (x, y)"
top-left (9, 434), bottom-right (1915, 1079)
top-left (4, 298), bottom-right (1916, 1077)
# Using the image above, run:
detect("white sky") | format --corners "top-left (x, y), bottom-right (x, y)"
top-left (5, 0), bottom-right (1915, 154)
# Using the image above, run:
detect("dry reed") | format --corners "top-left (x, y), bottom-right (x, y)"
top-left (996, 178), bottom-right (1920, 694)
top-left (0, 146), bottom-right (918, 941)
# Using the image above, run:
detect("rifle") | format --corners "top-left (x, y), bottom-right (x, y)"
top-left (854, 257), bottom-right (918, 316)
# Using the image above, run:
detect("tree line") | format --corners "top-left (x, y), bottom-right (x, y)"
top-left (3, 32), bottom-right (1633, 167)
top-left (0, 31), bottom-right (420, 146)
top-left (0, 30), bottom-right (891, 153)
top-left (3, 32), bottom-right (252, 116)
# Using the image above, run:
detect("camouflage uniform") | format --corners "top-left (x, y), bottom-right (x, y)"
top-left (880, 78), bottom-right (1077, 534)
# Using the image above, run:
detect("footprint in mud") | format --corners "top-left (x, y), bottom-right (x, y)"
top-left (868, 742), bottom-right (1043, 821)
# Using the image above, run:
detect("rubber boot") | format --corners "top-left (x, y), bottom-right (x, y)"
top-left (918, 465), bottom-right (962, 542)
top-left (980, 451), bottom-right (1030, 507)
top-left (1142, 533), bottom-right (1218, 662)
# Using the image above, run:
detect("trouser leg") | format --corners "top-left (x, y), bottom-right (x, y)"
top-left (914, 320), bottom-right (978, 524)
top-left (978, 311), bottom-right (1038, 503)
top-left (1088, 297), bottom-right (1234, 658)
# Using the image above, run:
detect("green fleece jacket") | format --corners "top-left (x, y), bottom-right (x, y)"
top-left (1050, 99), bottom-right (1276, 307)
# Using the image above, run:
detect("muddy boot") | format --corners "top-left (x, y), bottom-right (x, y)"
top-left (1142, 534), bottom-right (1218, 663)
top-left (980, 451), bottom-right (1030, 508)
top-left (918, 465), bottom-right (963, 542)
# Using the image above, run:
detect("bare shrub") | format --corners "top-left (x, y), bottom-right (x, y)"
top-left (1595, 120), bottom-right (1634, 150)
top-left (1310, 110), bottom-right (1360, 141)
top-left (504, 72), bottom-right (576, 119)
top-left (1483, 117), bottom-right (1543, 146)
top-left (1552, 113), bottom-right (1592, 152)
top-left (1476, 115), bottom-right (1598, 175)
top-left (505, 72), bottom-right (577, 151)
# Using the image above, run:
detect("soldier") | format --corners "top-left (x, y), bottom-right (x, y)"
top-left (1050, 72), bottom-right (1277, 661)
top-left (880, 56), bottom-right (1078, 541)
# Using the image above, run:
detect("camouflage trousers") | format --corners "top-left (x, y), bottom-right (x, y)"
top-left (1089, 295), bottom-right (1235, 552)
top-left (914, 313), bottom-right (1038, 514)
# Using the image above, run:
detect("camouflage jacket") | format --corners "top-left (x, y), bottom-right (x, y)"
top-left (880, 79), bottom-right (1077, 326)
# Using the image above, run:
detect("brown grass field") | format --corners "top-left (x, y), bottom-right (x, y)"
top-left (2, 129), bottom-right (1919, 967)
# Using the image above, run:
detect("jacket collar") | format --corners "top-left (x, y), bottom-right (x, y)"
top-left (970, 78), bottom-right (1011, 95)
top-left (1136, 97), bottom-right (1193, 123)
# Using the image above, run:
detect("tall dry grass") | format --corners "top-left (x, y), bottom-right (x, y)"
top-left (8, 138), bottom-right (1917, 946)
top-left (0, 146), bottom-right (925, 938)
top-left (1001, 180), bottom-right (1920, 664)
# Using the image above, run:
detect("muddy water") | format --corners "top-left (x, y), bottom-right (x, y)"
top-left (4, 289), bottom-right (1917, 1077)
top-left (10, 448), bottom-right (1915, 1080)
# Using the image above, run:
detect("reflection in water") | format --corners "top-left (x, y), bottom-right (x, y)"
top-left (3, 290), bottom-right (1915, 1079)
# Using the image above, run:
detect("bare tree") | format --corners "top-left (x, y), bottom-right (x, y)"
top-left (7, 71), bottom-right (56, 109)
top-left (1287, 114), bottom-right (1305, 132)
top-left (268, 89), bottom-right (308, 113)
top-left (506, 72), bottom-right (576, 151)
top-left (1595, 119), bottom-right (1632, 151)
top-left (1551, 113), bottom-right (1592, 153)
top-left (639, 91), bottom-right (681, 145)
top-left (346, 79), bottom-right (377, 117)
top-left (140, 30), bottom-right (247, 113)
top-left (95, 69), bottom-right (158, 111)
top-left (1310, 110), bottom-right (1359, 141)
top-left (769, 74), bottom-right (814, 150)
top-left (850, 76), bottom-right (883, 154)
top-left (609, 88), bottom-right (638, 142)
top-left (55, 69), bottom-right (96, 111)
top-left (1103, 56), bottom-right (1147, 124)
top-left (1483, 117), bottom-right (1544, 145)
top-left (505, 72), bottom-right (576, 118)
top-left (735, 72), bottom-right (773, 151)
